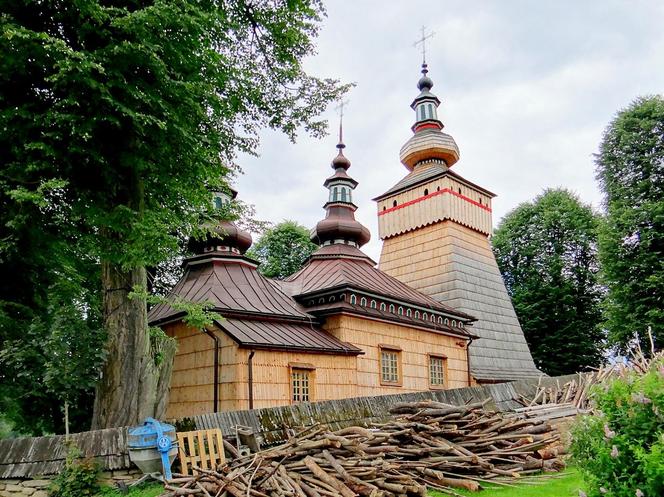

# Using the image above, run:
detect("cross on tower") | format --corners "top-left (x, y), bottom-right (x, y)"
top-left (334, 99), bottom-right (349, 144)
top-left (413, 25), bottom-right (435, 64)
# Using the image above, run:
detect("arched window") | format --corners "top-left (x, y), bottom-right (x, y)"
top-left (214, 196), bottom-right (223, 209)
top-left (438, 316), bottom-right (443, 324)
top-left (431, 314), bottom-right (435, 322)
top-left (415, 310), bottom-right (420, 319)
top-left (437, 186), bottom-right (441, 191)
top-left (424, 188), bottom-right (429, 196)
top-left (370, 300), bottom-right (377, 309)
top-left (479, 197), bottom-right (483, 205)
top-left (444, 318), bottom-right (449, 326)
top-left (333, 187), bottom-right (339, 202)
top-left (380, 302), bottom-right (386, 311)
top-left (340, 294), bottom-right (346, 301)
top-left (383, 206), bottom-right (386, 211)
top-left (389, 304), bottom-right (395, 313)
top-left (360, 297), bottom-right (367, 307)
top-left (329, 296), bottom-right (336, 303)
top-left (398, 306), bottom-right (404, 315)
top-left (452, 320), bottom-right (457, 327)
top-left (422, 312), bottom-right (428, 321)
top-left (392, 200), bottom-right (398, 207)
top-left (428, 103), bottom-right (434, 119)
top-left (406, 309), bottom-right (412, 317)
top-left (350, 294), bottom-right (357, 305)
top-left (318, 298), bottom-right (325, 304)
top-left (341, 188), bottom-right (347, 202)
top-left (458, 187), bottom-right (462, 194)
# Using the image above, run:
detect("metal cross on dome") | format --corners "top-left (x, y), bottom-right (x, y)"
top-left (413, 25), bottom-right (435, 64)
top-left (334, 98), bottom-right (350, 143)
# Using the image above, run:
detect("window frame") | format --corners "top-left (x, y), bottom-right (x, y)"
top-left (428, 354), bottom-right (448, 390)
top-left (379, 345), bottom-right (403, 387)
top-left (289, 363), bottom-right (316, 404)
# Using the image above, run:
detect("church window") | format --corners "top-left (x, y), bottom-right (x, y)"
top-left (431, 314), bottom-right (435, 322)
top-left (452, 320), bottom-right (457, 328)
top-left (389, 304), bottom-right (395, 313)
top-left (291, 367), bottom-right (314, 403)
top-left (406, 308), bottom-right (412, 317)
top-left (479, 197), bottom-right (483, 205)
top-left (398, 306), bottom-right (403, 315)
top-left (380, 302), bottom-right (386, 312)
top-left (422, 312), bottom-right (428, 321)
top-left (329, 296), bottom-right (336, 303)
top-left (429, 356), bottom-right (446, 387)
top-left (380, 347), bottom-right (401, 385)
top-left (415, 310), bottom-right (420, 319)
top-left (438, 316), bottom-right (443, 324)
top-left (424, 188), bottom-right (429, 196)
top-left (360, 297), bottom-right (367, 307)
top-left (393, 200), bottom-right (398, 207)
top-left (437, 186), bottom-right (441, 191)
top-left (350, 294), bottom-right (357, 305)
top-left (370, 300), bottom-right (377, 309)
top-left (428, 103), bottom-right (434, 119)
top-left (214, 196), bottom-right (223, 209)
top-left (340, 294), bottom-right (346, 301)
top-left (444, 318), bottom-right (449, 326)
top-left (333, 187), bottom-right (339, 202)
top-left (341, 188), bottom-right (348, 202)
top-left (383, 206), bottom-right (387, 211)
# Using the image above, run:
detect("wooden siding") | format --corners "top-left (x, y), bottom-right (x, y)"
top-left (378, 221), bottom-right (540, 381)
top-left (377, 175), bottom-right (493, 238)
top-left (323, 314), bottom-right (470, 393)
top-left (164, 323), bottom-right (240, 419)
top-left (164, 313), bottom-right (469, 416)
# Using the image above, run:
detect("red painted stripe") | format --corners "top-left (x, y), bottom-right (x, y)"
top-left (378, 188), bottom-right (492, 216)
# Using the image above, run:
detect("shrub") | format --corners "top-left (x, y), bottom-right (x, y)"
top-left (571, 359), bottom-right (664, 497)
top-left (49, 444), bottom-right (101, 497)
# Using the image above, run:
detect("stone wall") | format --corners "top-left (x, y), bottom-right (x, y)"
top-left (0, 468), bottom-right (144, 496)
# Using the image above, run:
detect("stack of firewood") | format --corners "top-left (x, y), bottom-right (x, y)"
top-left (159, 400), bottom-right (566, 497)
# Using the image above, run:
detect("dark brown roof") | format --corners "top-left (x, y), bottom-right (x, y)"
top-left (148, 252), bottom-right (311, 325)
top-left (281, 245), bottom-right (474, 320)
top-left (373, 162), bottom-right (496, 201)
top-left (216, 318), bottom-right (361, 355)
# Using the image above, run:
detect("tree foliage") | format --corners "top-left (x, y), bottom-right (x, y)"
top-left (1, 0), bottom-right (348, 430)
top-left (493, 188), bottom-right (605, 375)
top-left (596, 96), bottom-right (664, 352)
top-left (248, 221), bottom-right (317, 279)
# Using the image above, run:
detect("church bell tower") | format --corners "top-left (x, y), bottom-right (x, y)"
top-left (374, 63), bottom-right (540, 383)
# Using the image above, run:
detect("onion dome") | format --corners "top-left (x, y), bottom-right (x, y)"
top-left (312, 140), bottom-right (370, 248)
top-left (399, 63), bottom-right (460, 170)
top-left (188, 187), bottom-right (253, 255)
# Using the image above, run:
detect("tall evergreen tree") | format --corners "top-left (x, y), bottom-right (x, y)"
top-left (0, 0), bottom-right (347, 429)
top-left (247, 221), bottom-right (317, 279)
top-left (596, 96), bottom-right (664, 352)
top-left (493, 189), bottom-right (605, 375)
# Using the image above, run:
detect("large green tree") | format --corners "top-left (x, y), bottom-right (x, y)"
top-left (596, 96), bottom-right (664, 353)
top-left (493, 188), bottom-right (605, 375)
top-left (1, 0), bottom-right (347, 430)
top-left (247, 220), bottom-right (317, 279)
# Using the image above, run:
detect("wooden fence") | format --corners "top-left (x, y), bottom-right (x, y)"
top-left (0, 374), bottom-right (576, 479)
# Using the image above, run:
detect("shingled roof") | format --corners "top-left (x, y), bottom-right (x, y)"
top-left (280, 244), bottom-right (475, 322)
top-left (148, 251), bottom-right (360, 355)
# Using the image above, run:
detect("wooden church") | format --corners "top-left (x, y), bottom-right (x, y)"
top-left (149, 64), bottom-right (540, 419)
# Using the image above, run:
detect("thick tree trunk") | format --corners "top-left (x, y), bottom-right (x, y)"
top-left (91, 262), bottom-right (174, 429)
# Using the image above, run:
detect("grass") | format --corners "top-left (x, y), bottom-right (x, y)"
top-left (96, 482), bottom-right (164, 497)
top-left (429, 467), bottom-right (585, 497)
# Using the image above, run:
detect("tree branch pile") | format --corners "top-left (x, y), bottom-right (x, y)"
top-left (159, 400), bottom-right (567, 496)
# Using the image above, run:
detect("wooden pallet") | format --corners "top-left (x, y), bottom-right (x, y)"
top-left (176, 429), bottom-right (225, 475)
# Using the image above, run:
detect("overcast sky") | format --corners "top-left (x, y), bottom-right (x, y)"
top-left (235, 0), bottom-right (664, 261)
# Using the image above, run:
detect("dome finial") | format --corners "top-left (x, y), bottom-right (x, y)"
top-left (331, 99), bottom-right (351, 169)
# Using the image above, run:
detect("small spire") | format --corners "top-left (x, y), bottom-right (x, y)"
top-left (334, 99), bottom-right (349, 149)
top-left (413, 25), bottom-right (435, 66)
